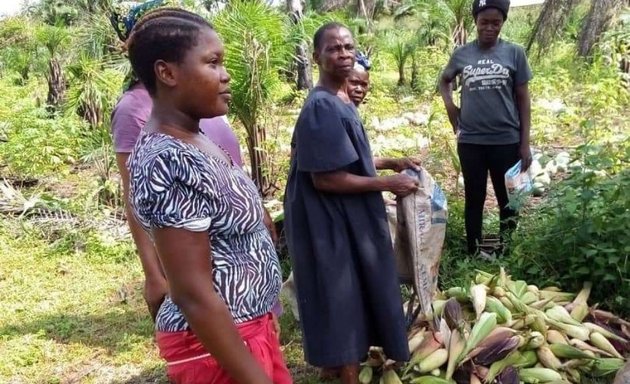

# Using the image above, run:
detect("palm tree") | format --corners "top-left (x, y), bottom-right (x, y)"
top-left (35, 24), bottom-right (70, 113)
top-left (213, 0), bottom-right (291, 196)
top-left (287, 0), bottom-right (313, 90)
top-left (65, 53), bottom-right (120, 128)
top-left (387, 31), bottom-right (414, 86)
top-left (526, 0), bottom-right (578, 57)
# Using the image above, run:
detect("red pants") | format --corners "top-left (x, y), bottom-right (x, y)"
top-left (157, 314), bottom-right (292, 384)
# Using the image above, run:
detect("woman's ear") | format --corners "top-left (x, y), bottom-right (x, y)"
top-left (313, 50), bottom-right (320, 66)
top-left (154, 59), bottom-right (178, 89)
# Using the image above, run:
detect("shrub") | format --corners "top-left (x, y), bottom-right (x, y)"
top-left (507, 142), bottom-right (629, 317)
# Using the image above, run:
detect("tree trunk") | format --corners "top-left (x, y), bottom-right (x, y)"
top-left (397, 62), bottom-right (406, 86)
top-left (46, 58), bottom-right (65, 114)
top-left (578, 0), bottom-right (624, 57)
top-left (411, 53), bottom-right (419, 91)
top-left (246, 123), bottom-right (272, 197)
top-left (319, 0), bottom-right (352, 11)
top-left (288, 0), bottom-right (313, 90)
top-left (526, 0), bottom-right (577, 57)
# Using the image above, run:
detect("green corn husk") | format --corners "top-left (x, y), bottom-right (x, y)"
top-left (510, 280), bottom-right (528, 298)
top-left (589, 358), bottom-right (625, 377)
top-left (485, 296), bottom-right (512, 324)
top-left (521, 291), bottom-right (539, 305)
top-left (506, 292), bottom-right (530, 314)
top-left (460, 312), bottom-right (497, 359)
top-left (416, 348), bottom-right (449, 374)
top-left (382, 369), bottom-right (403, 384)
top-left (359, 366), bottom-right (373, 384)
top-left (525, 331), bottom-right (545, 349)
top-left (410, 376), bottom-right (455, 384)
top-left (518, 367), bottom-right (563, 383)
top-left (445, 329), bottom-right (464, 380)
top-left (548, 343), bottom-right (596, 360)
top-left (446, 287), bottom-right (468, 302)
top-left (432, 300), bottom-right (448, 318)
top-left (530, 314), bottom-right (548, 335)
top-left (539, 290), bottom-right (575, 303)
top-left (546, 305), bottom-right (582, 326)
top-left (486, 350), bottom-right (538, 383)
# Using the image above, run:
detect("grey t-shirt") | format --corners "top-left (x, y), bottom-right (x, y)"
top-left (443, 39), bottom-right (532, 145)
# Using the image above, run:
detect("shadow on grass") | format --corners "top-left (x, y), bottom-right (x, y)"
top-left (0, 305), bottom-right (154, 354)
top-left (113, 366), bottom-right (169, 384)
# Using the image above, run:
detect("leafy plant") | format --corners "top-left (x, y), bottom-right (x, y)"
top-left (507, 142), bottom-right (630, 317)
top-left (213, 0), bottom-right (291, 196)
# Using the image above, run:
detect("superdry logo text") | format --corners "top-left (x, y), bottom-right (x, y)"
top-left (462, 63), bottom-right (510, 91)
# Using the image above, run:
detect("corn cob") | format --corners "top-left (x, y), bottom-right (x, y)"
top-left (546, 318), bottom-right (590, 341)
top-left (499, 296), bottom-right (515, 311)
top-left (460, 312), bottom-right (497, 359)
top-left (569, 338), bottom-right (614, 357)
top-left (445, 329), bottom-right (464, 380)
top-left (572, 281), bottom-right (592, 306)
top-left (541, 286), bottom-right (562, 292)
top-left (590, 331), bottom-right (624, 359)
top-left (475, 327), bottom-right (518, 351)
top-left (590, 358), bottom-right (625, 377)
top-left (492, 286), bottom-right (507, 298)
top-left (530, 314), bottom-right (548, 336)
top-left (473, 335), bottom-right (520, 366)
top-left (537, 345), bottom-right (562, 370)
top-left (408, 329), bottom-right (426, 354)
top-left (565, 367), bottom-right (581, 383)
top-left (470, 373), bottom-right (481, 384)
top-left (546, 329), bottom-right (569, 345)
top-left (485, 296), bottom-right (512, 324)
top-left (583, 322), bottom-right (629, 343)
top-left (548, 343), bottom-right (596, 360)
top-left (382, 369), bottom-right (403, 384)
top-left (475, 270), bottom-right (494, 285)
top-left (416, 348), bottom-right (449, 373)
top-left (506, 292), bottom-right (530, 314)
top-left (430, 368), bottom-right (440, 376)
top-left (496, 366), bottom-right (518, 384)
top-left (446, 287), bottom-right (468, 302)
top-left (569, 303), bottom-right (588, 323)
top-left (359, 366), bottom-right (373, 384)
top-left (521, 291), bottom-right (539, 305)
top-left (545, 305), bottom-right (582, 326)
top-left (486, 350), bottom-right (538, 383)
top-left (529, 299), bottom-right (554, 310)
top-left (443, 298), bottom-right (464, 331)
top-left (432, 300), bottom-right (447, 318)
top-left (410, 376), bottom-right (455, 384)
top-left (539, 290), bottom-right (575, 302)
top-left (527, 284), bottom-right (540, 295)
top-left (525, 331), bottom-right (545, 349)
top-left (518, 367), bottom-right (563, 383)
top-left (470, 284), bottom-right (487, 320)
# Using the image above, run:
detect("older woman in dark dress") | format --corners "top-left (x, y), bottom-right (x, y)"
top-left (284, 23), bottom-right (419, 383)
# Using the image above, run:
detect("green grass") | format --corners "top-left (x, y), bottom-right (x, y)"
top-left (0, 216), bottom-right (323, 383)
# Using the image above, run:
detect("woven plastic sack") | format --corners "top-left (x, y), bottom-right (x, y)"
top-left (393, 168), bottom-right (448, 320)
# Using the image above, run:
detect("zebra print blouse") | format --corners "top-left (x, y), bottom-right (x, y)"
top-left (128, 132), bottom-right (282, 332)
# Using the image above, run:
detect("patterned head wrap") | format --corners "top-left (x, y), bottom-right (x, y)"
top-left (354, 51), bottom-right (371, 72)
top-left (109, 0), bottom-right (166, 42)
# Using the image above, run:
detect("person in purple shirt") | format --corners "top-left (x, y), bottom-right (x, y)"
top-left (110, 2), bottom-right (281, 333)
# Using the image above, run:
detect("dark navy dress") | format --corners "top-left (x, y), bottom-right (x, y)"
top-left (283, 87), bottom-right (409, 367)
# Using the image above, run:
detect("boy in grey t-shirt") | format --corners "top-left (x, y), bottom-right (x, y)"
top-left (439, 0), bottom-right (533, 255)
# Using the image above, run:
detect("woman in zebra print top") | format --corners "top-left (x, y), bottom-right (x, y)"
top-left (124, 8), bottom-right (291, 384)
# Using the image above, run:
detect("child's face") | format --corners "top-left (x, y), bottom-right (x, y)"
top-left (175, 27), bottom-right (231, 119)
top-left (314, 27), bottom-right (355, 80)
top-left (346, 69), bottom-right (370, 106)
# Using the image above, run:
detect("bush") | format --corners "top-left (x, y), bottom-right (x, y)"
top-left (507, 142), bottom-right (630, 317)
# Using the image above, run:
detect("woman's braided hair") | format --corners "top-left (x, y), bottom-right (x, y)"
top-left (126, 7), bottom-right (213, 95)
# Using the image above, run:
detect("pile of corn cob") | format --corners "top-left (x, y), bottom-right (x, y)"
top-left (360, 268), bottom-right (629, 384)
